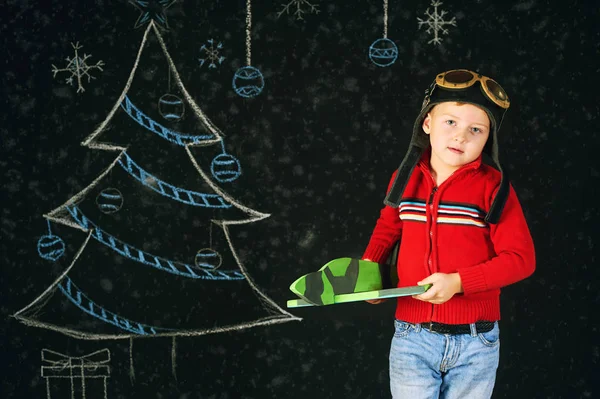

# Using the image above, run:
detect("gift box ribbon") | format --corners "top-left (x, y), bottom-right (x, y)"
top-left (41, 348), bottom-right (110, 378)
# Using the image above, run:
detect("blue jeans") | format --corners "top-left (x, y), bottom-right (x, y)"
top-left (389, 320), bottom-right (500, 399)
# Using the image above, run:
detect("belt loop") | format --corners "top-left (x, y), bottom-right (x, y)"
top-left (415, 323), bottom-right (422, 333)
top-left (469, 323), bottom-right (477, 337)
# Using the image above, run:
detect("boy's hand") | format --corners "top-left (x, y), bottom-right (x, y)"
top-left (365, 298), bottom-right (387, 304)
top-left (412, 273), bottom-right (463, 305)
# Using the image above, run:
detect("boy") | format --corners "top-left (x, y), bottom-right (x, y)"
top-left (362, 69), bottom-right (535, 398)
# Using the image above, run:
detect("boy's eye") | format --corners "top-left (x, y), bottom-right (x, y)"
top-left (445, 120), bottom-right (456, 126)
top-left (472, 127), bottom-right (480, 133)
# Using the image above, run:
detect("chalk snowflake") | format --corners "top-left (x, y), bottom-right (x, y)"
top-left (277, 0), bottom-right (320, 21)
top-left (417, 1), bottom-right (457, 45)
top-left (199, 39), bottom-right (225, 69)
top-left (51, 42), bottom-right (104, 93)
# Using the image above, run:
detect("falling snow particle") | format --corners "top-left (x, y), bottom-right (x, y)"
top-left (417, 1), bottom-right (457, 45)
top-left (199, 39), bottom-right (226, 69)
top-left (277, 0), bottom-right (320, 21)
top-left (51, 42), bottom-right (104, 93)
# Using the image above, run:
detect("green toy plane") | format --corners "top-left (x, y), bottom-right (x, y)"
top-left (287, 257), bottom-right (431, 308)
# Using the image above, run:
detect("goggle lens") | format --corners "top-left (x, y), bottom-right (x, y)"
top-left (485, 79), bottom-right (508, 101)
top-left (443, 70), bottom-right (475, 85)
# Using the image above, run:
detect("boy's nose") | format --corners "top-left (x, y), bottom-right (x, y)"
top-left (453, 131), bottom-right (467, 143)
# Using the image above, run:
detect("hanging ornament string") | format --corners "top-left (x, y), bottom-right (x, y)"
top-left (368, 0), bottom-right (398, 67)
top-left (245, 0), bottom-right (252, 66)
top-left (383, 0), bottom-right (388, 39)
top-left (232, 0), bottom-right (264, 98)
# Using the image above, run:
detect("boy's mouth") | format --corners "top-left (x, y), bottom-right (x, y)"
top-left (448, 147), bottom-right (464, 154)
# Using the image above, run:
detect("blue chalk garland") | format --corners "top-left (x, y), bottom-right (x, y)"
top-left (58, 276), bottom-right (167, 335)
top-left (66, 205), bottom-right (245, 281)
top-left (118, 152), bottom-right (232, 208)
top-left (120, 95), bottom-right (214, 146)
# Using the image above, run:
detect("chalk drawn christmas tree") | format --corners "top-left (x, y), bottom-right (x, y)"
top-left (15, 21), bottom-right (300, 339)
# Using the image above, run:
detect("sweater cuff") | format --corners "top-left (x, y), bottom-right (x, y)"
top-left (362, 244), bottom-right (390, 264)
top-left (457, 265), bottom-right (488, 295)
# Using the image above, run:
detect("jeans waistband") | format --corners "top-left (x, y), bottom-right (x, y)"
top-left (407, 321), bottom-right (495, 335)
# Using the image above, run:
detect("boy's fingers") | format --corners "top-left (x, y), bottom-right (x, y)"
top-left (418, 273), bottom-right (439, 286)
top-left (413, 287), bottom-right (437, 301)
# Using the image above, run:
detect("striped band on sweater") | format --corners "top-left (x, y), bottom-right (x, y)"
top-left (399, 199), bottom-right (487, 228)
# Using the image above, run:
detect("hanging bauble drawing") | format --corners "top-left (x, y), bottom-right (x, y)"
top-left (158, 93), bottom-right (185, 121)
top-left (233, 66), bottom-right (264, 98)
top-left (37, 234), bottom-right (66, 261)
top-left (195, 248), bottom-right (223, 270)
top-left (96, 188), bottom-right (124, 214)
top-left (368, 38), bottom-right (398, 67)
top-left (211, 153), bottom-right (242, 183)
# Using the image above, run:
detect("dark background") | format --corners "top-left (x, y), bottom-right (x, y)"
top-left (2, 0), bottom-right (599, 398)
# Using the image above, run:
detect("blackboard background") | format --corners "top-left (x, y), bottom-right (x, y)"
top-left (2, 1), bottom-right (599, 398)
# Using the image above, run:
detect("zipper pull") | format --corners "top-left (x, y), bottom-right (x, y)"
top-left (428, 187), bottom-right (438, 204)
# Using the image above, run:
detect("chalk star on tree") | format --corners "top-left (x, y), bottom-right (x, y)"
top-left (130, 0), bottom-right (177, 30)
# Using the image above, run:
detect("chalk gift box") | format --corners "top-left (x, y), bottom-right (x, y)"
top-left (41, 348), bottom-right (111, 399)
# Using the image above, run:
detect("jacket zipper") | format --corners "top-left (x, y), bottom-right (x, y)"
top-left (419, 158), bottom-right (478, 324)
top-left (427, 186), bottom-right (438, 274)
top-left (427, 185), bottom-right (437, 324)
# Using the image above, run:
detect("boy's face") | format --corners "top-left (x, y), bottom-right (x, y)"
top-left (422, 102), bottom-right (490, 177)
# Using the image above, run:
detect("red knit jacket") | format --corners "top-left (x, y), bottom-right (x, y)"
top-left (362, 149), bottom-right (536, 324)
